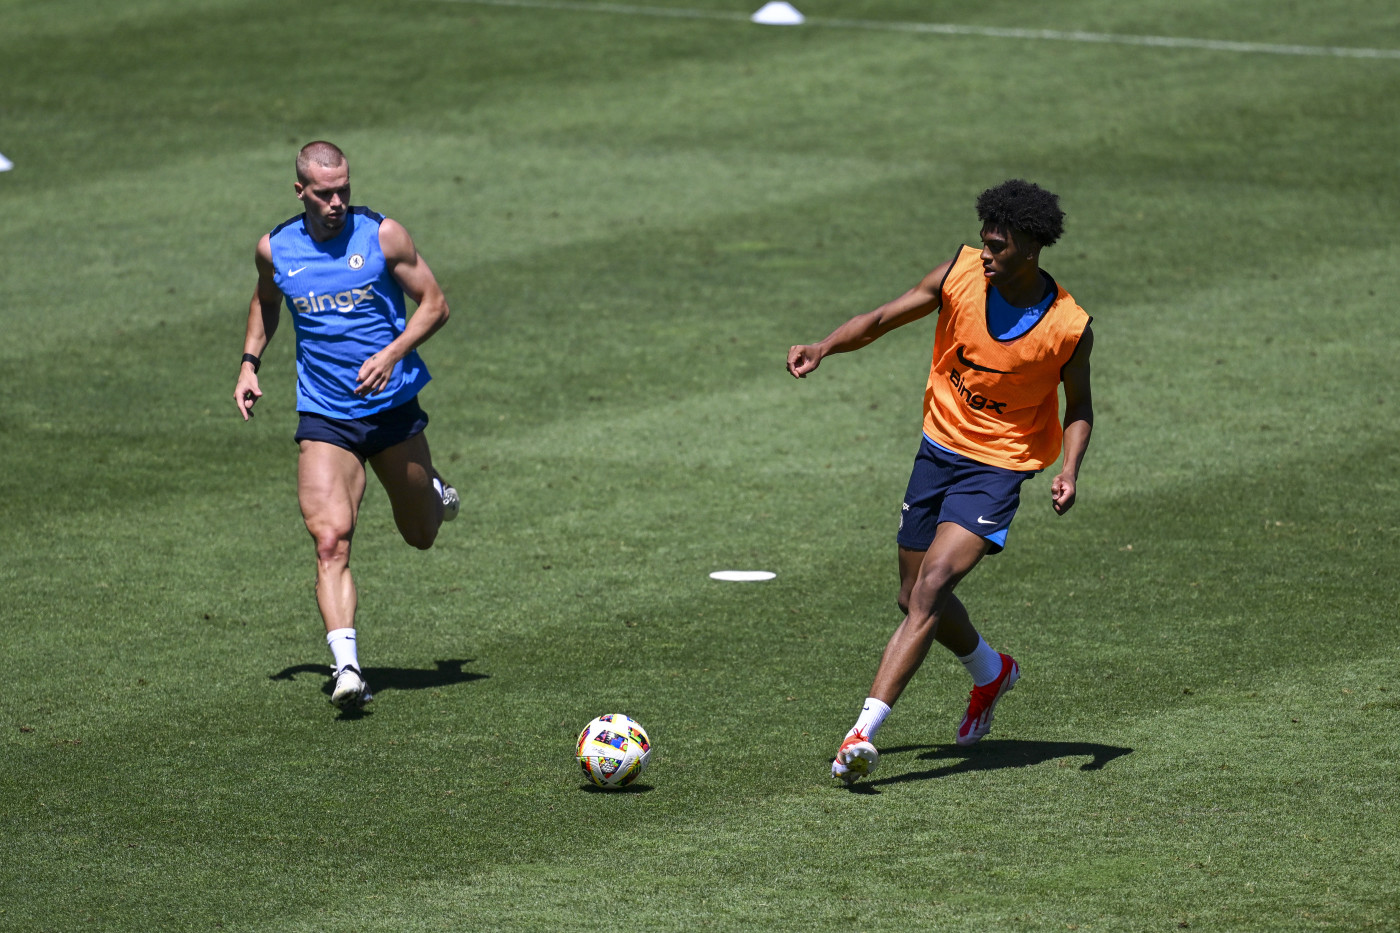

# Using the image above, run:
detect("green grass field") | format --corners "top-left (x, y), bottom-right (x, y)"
top-left (4, 1), bottom-right (1399, 929)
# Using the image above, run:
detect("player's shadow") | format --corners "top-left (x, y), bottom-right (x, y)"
top-left (269, 659), bottom-right (488, 718)
top-left (844, 739), bottom-right (1133, 793)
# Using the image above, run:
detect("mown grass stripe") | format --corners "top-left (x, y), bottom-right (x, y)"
top-left (429, 0), bottom-right (1400, 60)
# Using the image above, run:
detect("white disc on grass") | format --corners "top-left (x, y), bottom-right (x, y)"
top-left (709, 570), bottom-right (776, 582)
top-left (751, 2), bottom-right (804, 25)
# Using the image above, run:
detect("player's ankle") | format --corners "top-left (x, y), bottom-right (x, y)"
top-left (850, 697), bottom-right (892, 741)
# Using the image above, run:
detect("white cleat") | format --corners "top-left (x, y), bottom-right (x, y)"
top-left (331, 666), bottom-right (373, 709)
top-left (437, 476), bottom-right (460, 522)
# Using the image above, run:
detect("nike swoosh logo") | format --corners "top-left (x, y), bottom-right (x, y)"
top-left (956, 346), bottom-right (1014, 375)
top-left (287, 266), bottom-right (307, 277)
top-left (977, 516), bottom-right (997, 525)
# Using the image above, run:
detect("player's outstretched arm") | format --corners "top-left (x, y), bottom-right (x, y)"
top-left (356, 219), bottom-right (450, 398)
top-left (786, 259), bottom-right (951, 378)
top-left (236, 236), bottom-right (283, 421)
top-left (1051, 325), bottom-right (1094, 515)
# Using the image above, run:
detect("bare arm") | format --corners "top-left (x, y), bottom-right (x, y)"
top-left (1051, 324), bottom-right (1094, 515)
top-left (786, 258), bottom-right (953, 378)
top-left (234, 235), bottom-right (283, 421)
top-left (355, 218), bottom-right (451, 397)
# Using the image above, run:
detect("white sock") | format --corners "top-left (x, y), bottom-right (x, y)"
top-left (958, 636), bottom-right (1003, 687)
top-left (327, 628), bottom-right (360, 674)
top-left (848, 698), bottom-right (892, 741)
top-left (432, 476), bottom-right (445, 499)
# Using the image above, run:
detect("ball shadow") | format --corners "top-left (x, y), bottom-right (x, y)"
top-left (578, 783), bottom-right (655, 794)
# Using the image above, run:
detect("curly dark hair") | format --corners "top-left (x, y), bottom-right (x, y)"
top-left (975, 179), bottom-right (1064, 249)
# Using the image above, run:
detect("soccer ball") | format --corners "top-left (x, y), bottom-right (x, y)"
top-left (576, 714), bottom-right (651, 789)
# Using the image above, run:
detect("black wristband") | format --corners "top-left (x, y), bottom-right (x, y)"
top-left (241, 353), bottom-right (261, 374)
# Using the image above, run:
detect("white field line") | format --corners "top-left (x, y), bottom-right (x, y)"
top-left (425, 0), bottom-right (1400, 60)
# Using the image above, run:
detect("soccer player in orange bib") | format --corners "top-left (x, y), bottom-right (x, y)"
top-left (786, 180), bottom-right (1094, 783)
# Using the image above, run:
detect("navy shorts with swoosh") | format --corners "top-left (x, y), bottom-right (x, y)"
top-left (294, 396), bottom-right (429, 460)
top-left (897, 435), bottom-right (1037, 555)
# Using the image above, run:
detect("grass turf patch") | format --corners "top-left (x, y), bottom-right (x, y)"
top-left (3, 1), bottom-right (1399, 930)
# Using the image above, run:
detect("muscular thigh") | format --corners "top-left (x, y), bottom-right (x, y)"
top-left (298, 440), bottom-right (368, 535)
top-left (898, 546), bottom-right (925, 611)
top-left (898, 523), bottom-right (987, 609)
top-left (368, 430), bottom-right (437, 527)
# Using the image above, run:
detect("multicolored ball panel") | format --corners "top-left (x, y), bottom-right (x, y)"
top-left (576, 714), bottom-right (652, 789)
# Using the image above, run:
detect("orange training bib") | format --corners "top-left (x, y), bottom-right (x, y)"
top-left (922, 246), bottom-right (1090, 471)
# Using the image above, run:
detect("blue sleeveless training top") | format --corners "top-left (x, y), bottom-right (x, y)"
top-left (268, 207), bottom-right (431, 419)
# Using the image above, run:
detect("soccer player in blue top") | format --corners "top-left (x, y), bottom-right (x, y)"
top-left (234, 141), bottom-right (459, 711)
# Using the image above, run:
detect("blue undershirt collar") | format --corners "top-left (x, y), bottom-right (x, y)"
top-left (987, 273), bottom-right (1055, 340)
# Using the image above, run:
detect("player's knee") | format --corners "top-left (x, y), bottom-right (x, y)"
top-left (919, 556), bottom-right (959, 591)
top-left (315, 539), bottom-right (351, 567)
top-left (400, 520), bottom-right (438, 551)
top-left (910, 558), bottom-right (960, 611)
top-left (310, 527), bottom-right (353, 565)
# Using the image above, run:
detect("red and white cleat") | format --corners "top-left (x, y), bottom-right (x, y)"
top-left (831, 730), bottom-right (880, 783)
top-left (956, 653), bottom-right (1019, 746)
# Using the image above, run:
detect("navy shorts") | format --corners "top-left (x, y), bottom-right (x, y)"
top-left (294, 397), bottom-right (429, 460)
top-left (897, 436), bottom-right (1036, 555)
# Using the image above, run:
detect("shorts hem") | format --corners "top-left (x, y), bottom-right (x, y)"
top-left (293, 397), bottom-right (429, 460)
top-left (897, 524), bottom-right (1006, 556)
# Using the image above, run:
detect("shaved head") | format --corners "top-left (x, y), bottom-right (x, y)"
top-left (293, 142), bottom-right (352, 240)
top-left (296, 141), bottom-right (347, 184)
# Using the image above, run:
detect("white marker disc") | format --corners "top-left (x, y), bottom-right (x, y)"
top-left (709, 570), bottom-right (776, 582)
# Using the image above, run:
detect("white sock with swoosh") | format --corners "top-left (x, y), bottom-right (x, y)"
top-left (327, 628), bottom-right (360, 675)
top-left (958, 636), bottom-right (1003, 687)
top-left (848, 698), bottom-right (892, 741)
